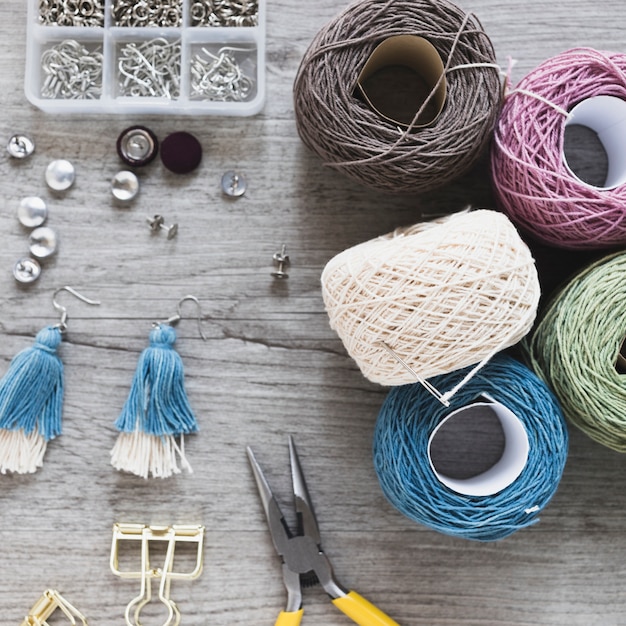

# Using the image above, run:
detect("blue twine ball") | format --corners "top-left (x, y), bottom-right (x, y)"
top-left (372, 355), bottom-right (568, 541)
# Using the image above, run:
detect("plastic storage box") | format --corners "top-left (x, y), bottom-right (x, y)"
top-left (25, 0), bottom-right (266, 115)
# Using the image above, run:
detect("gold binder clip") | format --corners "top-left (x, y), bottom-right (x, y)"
top-left (21, 588), bottom-right (88, 626)
top-left (110, 523), bottom-right (205, 626)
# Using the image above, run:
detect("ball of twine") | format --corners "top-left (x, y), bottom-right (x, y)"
top-left (373, 355), bottom-right (568, 541)
top-left (526, 252), bottom-right (626, 452)
top-left (293, 0), bottom-right (502, 193)
top-left (321, 209), bottom-right (540, 402)
top-left (491, 47), bottom-right (626, 249)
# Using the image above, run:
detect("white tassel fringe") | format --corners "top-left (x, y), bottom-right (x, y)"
top-left (0, 429), bottom-right (47, 474)
top-left (110, 430), bottom-right (192, 479)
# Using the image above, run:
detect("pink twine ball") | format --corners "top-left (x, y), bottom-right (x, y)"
top-left (491, 47), bottom-right (626, 249)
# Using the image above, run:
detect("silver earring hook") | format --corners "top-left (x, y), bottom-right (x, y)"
top-left (52, 285), bottom-right (101, 332)
top-left (158, 295), bottom-right (207, 340)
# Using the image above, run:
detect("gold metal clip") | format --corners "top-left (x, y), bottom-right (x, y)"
top-left (21, 589), bottom-right (88, 626)
top-left (110, 523), bottom-right (205, 626)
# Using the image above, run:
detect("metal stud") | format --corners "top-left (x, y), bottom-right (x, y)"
top-left (147, 214), bottom-right (178, 239)
top-left (271, 244), bottom-right (290, 279)
top-left (45, 159), bottom-right (75, 191)
top-left (29, 226), bottom-right (58, 259)
top-left (111, 170), bottom-right (140, 202)
top-left (17, 196), bottom-right (48, 228)
top-left (13, 257), bottom-right (42, 284)
top-left (7, 134), bottom-right (35, 159)
top-left (221, 170), bottom-right (247, 197)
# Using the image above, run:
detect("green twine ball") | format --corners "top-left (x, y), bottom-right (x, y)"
top-left (527, 252), bottom-right (626, 451)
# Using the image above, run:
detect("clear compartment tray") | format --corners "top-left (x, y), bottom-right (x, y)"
top-left (25, 0), bottom-right (266, 115)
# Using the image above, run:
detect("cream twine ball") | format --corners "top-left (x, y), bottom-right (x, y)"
top-left (321, 210), bottom-right (540, 400)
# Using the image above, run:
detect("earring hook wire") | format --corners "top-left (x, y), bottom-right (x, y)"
top-left (52, 285), bottom-right (101, 332)
top-left (157, 295), bottom-right (207, 341)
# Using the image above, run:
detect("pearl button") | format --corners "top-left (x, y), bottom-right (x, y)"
top-left (45, 159), bottom-right (75, 191)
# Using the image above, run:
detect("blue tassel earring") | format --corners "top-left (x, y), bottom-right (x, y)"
top-left (110, 295), bottom-right (206, 479)
top-left (0, 286), bottom-right (100, 474)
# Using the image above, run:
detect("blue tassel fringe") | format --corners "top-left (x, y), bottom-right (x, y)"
top-left (114, 324), bottom-right (198, 437)
top-left (0, 325), bottom-right (64, 441)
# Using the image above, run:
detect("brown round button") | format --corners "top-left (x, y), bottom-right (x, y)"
top-left (117, 125), bottom-right (159, 167)
top-left (160, 131), bottom-right (202, 174)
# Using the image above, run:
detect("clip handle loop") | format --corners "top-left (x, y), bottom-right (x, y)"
top-left (111, 523), bottom-right (204, 626)
top-left (21, 589), bottom-right (88, 626)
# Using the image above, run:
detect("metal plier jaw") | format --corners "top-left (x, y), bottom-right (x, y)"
top-left (247, 437), bottom-right (401, 626)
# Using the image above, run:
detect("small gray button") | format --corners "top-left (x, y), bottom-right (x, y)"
top-left (221, 170), bottom-right (247, 197)
top-left (13, 257), bottom-right (41, 283)
top-left (7, 134), bottom-right (35, 159)
top-left (45, 159), bottom-right (75, 191)
top-left (29, 226), bottom-right (58, 259)
top-left (17, 196), bottom-right (48, 228)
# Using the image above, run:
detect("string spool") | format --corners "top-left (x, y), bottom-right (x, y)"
top-left (321, 209), bottom-right (540, 402)
top-left (492, 47), bottom-right (626, 249)
top-left (293, 0), bottom-right (502, 193)
top-left (373, 355), bottom-right (568, 541)
top-left (526, 252), bottom-right (626, 452)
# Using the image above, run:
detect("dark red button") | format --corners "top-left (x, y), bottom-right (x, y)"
top-left (160, 131), bottom-right (203, 174)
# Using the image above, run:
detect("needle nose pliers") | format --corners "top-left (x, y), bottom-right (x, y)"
top-left (246, 436), bottom-right (401, 626)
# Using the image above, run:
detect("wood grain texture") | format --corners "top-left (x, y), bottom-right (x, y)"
top-left (0, 0), bottom-right (625, 624)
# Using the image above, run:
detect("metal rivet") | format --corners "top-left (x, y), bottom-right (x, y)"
top-left (45, 159), bottom-right (75, 191)
top-left (7, 134), bottom-right (35, 159)
top-left (17, 196), bottom-right (48, 228)
top-left (271, 244), bottom-right (290, 279)
top-left (147, 214), bottom-right (178, 240)
top-left (13, 257), bottom-right (42, 284)
top-left (111, 170), bottom-right (140, 202)
top-left (221, 170), bottom-right (247, 197)
top-left (29, 226), bottom-right (58, 259)
top-left (117, 125), bottom-right (159, 167)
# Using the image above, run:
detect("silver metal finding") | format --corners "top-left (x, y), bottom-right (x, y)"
top-left (39, 0), bottom-right (105, 27)
top-left (159, 295), bottom-right (207, 341)
top-left (52, 286), bottom-right (101, 332)
top-left (7, 134), bottom-right (35, 159)
top-left (45, 159), bottom-right (76, 191)
top-left (18, 196), bottom-right (48, 228)
top-left (221, 170), bottom-right (247, 197)
top-left (190, 46), bottom-right (255, 102)
top-left (111, 170), bottom-right (140, 202)
top-left (40, 40), bottom-right (103, 100)
top-left (190, 0), bottom-right (258, 27)
top-left (29, 226), bottom-right (58, 259)
top-left (13, 258), bottom-right (42, 284)
top-left (376, 341), bottom-right (450, 407)
top-left (147, 214), bottom-right (178, 239)
top-left (118, 38), bottom-right (181, 99)
top-left (271, 244), bottom-right (290, 279)
top-left (111, 0), bottom-right (183, 27)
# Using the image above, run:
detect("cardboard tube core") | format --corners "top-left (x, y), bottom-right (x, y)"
top-left (428, 400), bottom-right (529, 497)
top-left (355, 35), bottom-right (446, 127)
top-left (564, 96), bottom-right (626, 189)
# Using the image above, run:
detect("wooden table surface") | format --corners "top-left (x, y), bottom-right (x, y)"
top-left (1, 0), bottom-right (625, 624)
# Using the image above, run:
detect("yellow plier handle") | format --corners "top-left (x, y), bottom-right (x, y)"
top-left (332, 590), bottom-right (400, 626)
top-left (274, 591), bottom-right (399, 626)
top-left (275, 608), bottom-right (303, 626)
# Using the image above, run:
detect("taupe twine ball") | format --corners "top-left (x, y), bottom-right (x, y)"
top-left (293, 0), bottom-right (502, 193)
top-left (321, 210), bottom-right (540, 402)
